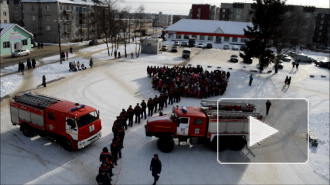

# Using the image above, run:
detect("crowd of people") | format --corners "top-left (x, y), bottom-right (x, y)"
top-left (17, 58), bottom-right (37, 75)
top-left (69, 58), bottom-right (93, 72)
top-left (147, 65), bottom-right (229, 99)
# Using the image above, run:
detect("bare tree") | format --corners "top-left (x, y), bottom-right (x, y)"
top-left (133, 5), bottom-right (146, 57)
top-left (118, 8), bottom-right (131, 57)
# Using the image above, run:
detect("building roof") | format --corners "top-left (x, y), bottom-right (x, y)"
top-left (21, 0), bottom-right (96, 5)
top-left (165, 19), bottom-right (252, 35)
top-left (0, 23), bottom-right (34, 37)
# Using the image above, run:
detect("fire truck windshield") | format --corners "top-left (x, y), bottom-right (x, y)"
top-left (76, 111), bottom-right (98, 128)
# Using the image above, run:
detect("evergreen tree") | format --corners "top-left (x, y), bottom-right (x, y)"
top-left (240, 0), bottom-right (286, 72)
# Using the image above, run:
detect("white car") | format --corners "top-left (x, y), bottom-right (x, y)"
top-left (223, 44), bottom-right (230, 50)
top-left (281, 54), bottom-right (292, 62)
top-left (174, 41), bottom-right (180, 46)
top-left (232, 45), bottom-right (239, 50)
top-left (196, 43), bottom-right (204, 48)
top-left (161, 45), bottom-right (168, 51)
top-left (11, 49), bottom-right (30, 57)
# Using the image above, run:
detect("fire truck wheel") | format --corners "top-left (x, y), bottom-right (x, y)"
top-left (228, 136), bottom-right (246, 151)
top-left (22, 123), bottom-right (36, 137)
top-left (157, 137), bottom-right (174, 153)
top-left (62, 138), bottom-right (73, 151)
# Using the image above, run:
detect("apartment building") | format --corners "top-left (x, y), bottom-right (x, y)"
top-left (20, 0), bottom-right (98, 43)
top-left (220, 2), bottom-right (330, 46)
top-left (189, 4), bottom-right (220, 20)
top-left (0, 0), bottom-right (10, 23)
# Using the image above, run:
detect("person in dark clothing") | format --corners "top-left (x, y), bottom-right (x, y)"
top-left (150, 154), bottom-right (162, 185)
top-left (287, 76), bottom-right (291, 87)
top-left (163, 92), bottom-right (168, 108)
top-left (20, 62), bottom-right (24, 75)
top-left (127, 105), bottom-right (134, 127)
top-left (110, 139), bottom-right (118, 165)
top-left (42, 75), bottom-right (46, 87)
top-left (134, 103), bottom-right (141, 123)
top-left (249, 75), bottom-right (253, 86)
top-left (147, 98), bottom-right (154, 116)
top-left (32, 58), bottom-right (36, 68)
top-left (41, 43), bottom-right (43, 49)
top-left (266, 100), bottom-right (271, 115)
top-left (158, 94), bottom-right (164, 111)
top-left (120, 109), bottom-right (128, 130)
top-left (117, 127), bottom-right (125, 149)
top-left (99, 147), bottom-right (113, 165)
top-left (118, 51), bottom-right (121, 58)
top-left (296, 62), bottom-right (299, 70)
top-left (27, 58), bottom-right (31, 69)
top-left (38, 43), bottom-right (40, 49)
top-left (90, 58), bottom-right (93, 68)
top-left (153, 95), bottom-right (159, 113)
top-left (284, 76), bottom-right (289, 87)
top-left (227, 71), bottom-right (230, 80)
top-left (292, 62), bottom-right (296, 69)
top-left (140, 100), bottom-right (147, 119)
top-left (99, 161), bottom-right (113, 180)
top-left (168, 88), bottom-right (174, 105)
top-left (70, 47), bottom-right (73, 53)
top-left (96, 170), bottom-right (111, 185)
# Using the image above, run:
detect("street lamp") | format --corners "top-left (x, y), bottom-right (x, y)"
top-left (54, 20), bottom-right (62, 64)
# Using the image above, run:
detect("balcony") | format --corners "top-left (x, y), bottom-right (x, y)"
top-left (64, 10), bottom-right (72, 14)
top-left (64, 20), bottom-right (71, 25)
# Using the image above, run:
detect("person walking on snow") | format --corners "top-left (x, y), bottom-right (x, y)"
top-left (42, 75), bottom-right (46, 87)
top-left (150, 154), bottom-right (162, 185)
top-left (287, 76), bottom-right (291, 87)
top-left (266, 100), bottom-right (271, 115)
top-left (90, 58), bottom-right (93, 68)
top-left (249, 75), bottom-right (253, 86)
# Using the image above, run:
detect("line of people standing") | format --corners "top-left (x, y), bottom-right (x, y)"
top-left (18, 58), bottom-right (36, 75)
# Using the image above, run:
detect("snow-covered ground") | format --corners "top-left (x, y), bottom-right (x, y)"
top-left (1, 41), bottom-right (329, 184)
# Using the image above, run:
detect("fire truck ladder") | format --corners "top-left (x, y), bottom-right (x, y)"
top-left (200, 100), bottom-right (256, 112)
top-left (202, 109), bottom-right (262, 119)
top-left (14, 93), bottom-right (61, 109)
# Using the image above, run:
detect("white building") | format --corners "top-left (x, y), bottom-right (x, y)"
top-left (165, 19), bottom-right (252, 44)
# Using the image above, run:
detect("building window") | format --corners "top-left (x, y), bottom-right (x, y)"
top-left (216, 36), bottom-right (221, 43)
top-left (305, 13), bottom-right (310, 18)
top-left (200, 35), bottom-right (205, 40)
top-left (236, 9), bottom-right (241, 13)
top-left (33, 25), bottom-right (36, 31)
top-left (321, 14), bottom-right (325, 18)
top-left (320, 20), bottom-right (324, 24)
top-left (184, 35), bottom-right (189, 39)
top-left (319, 26), bottom-right (323, 30)
top-left (224, 37), bottom-right (229, 42)
top-left (46, 5), bottom-right (49, 11)
top-left (318, 32), bottom-right (322, 36)
top-left (60, 6), bottom-right (63, 10)
top-left (22, 39), bottom-right (28, 45)
top-left (3, 41), bottom-right (10, 48)
top-left (241, 38), bottom-right (246, 43)
top-left (232, 37), bottom-right (238, 42)
top-left (222, 14), bottom-right (225, 19)
top-left (32, 15), bottom-right (36, 21)
top-left (46, 25), bottom-right (50, 30)
top-left (4, 20), bottom-right (7, 23)
top-left (46, 16), bottom-right (50, 21)
top-left (208, 36), bottom-right (213, 41)
top-left (3, 12), bottom-right (7, 16)
top-left (176, 34), bottom-right (181, 39)
top-left (222, 9), bottom-right (226, 12)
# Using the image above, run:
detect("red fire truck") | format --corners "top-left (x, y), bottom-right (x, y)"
top-left (10, 93), bottom-right (102, 151)
top-left (145, 100), bottom-right (263, 153)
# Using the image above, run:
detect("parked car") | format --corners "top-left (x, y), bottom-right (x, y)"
top-left (174, 41), bottom-right (180, 46)
top-left (162, 45), bottom-right (168, 51)
top-left (281, 54), bottom-right (292, 62)
top-left (295, 54), bottom-right (315, 63)
top-left (89, 40), bottom-right (98, 46)
top-left (11, 49), bottom-right (30, 57)
top-left (315, 60), bottom-right (330, 69)
top-left (171, 46), bottom-right (178, 52)
top-left (243, 57), bottom-right (253, 64)
top-left (181, 42), bottom-right (188, 47)
top-left (274, 63), bottom-right (284, 69)
top-left (232, 45), bottom-right (239, 50)
top-left (206, 43), bottom-right (213, 49)
top-left (223, 44), bottom-right (230, 50)
top-left (182, 48), bottom-right (191, 59)
top-left (230, 55), bottom-right (239, 62)
top-left (196, 43), bottom-right (204, 48)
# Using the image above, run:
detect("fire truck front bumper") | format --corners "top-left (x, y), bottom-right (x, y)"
top-left (77, 131), bottom-right (102, 149)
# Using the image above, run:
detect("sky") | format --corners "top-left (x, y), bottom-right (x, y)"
top-left (121, 0), bottom-right (330, 15)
